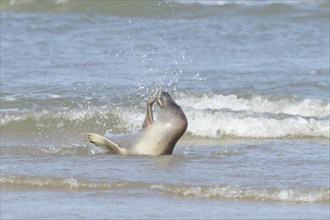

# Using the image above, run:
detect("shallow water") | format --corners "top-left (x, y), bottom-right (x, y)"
top-left (1, 0), bottom-right (329, 219)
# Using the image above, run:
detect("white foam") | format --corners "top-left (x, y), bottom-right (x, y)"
top-left (0, 93), bottom-right (62, 102)
top-left (185, 108), bottom-right (329, 138)
top-left (173, 93), bottom-right (330, 138)
top-left (114, 107), bottom-right (145, 132)
top-left (0, 106), bottom-right (111, 126)
top-left (1, 96), bottom-right (17, 102)
top-left (157, 184), bottom-right (329, 203)
top-left (177, 93), bottom-right (329, 118)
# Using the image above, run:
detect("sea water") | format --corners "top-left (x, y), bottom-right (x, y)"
top-left (1, 0), bottom-right (329, 219)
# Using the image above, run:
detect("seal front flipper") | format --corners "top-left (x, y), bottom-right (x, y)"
top-left (85, 133), bottom-right (126, 154)
top-left (142, 89), bottom-right (159, 129)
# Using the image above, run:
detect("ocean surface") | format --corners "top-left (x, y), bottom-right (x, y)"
top-left (1, 0), bottom-right (329, 219)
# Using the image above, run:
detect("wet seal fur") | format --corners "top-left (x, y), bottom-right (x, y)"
top-left (85, 91), bottom-right (188, 156)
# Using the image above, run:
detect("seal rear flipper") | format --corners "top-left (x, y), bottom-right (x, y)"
top-left (85, 133), bottom-right (125, 154)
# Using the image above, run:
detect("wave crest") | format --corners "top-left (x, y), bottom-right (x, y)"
top-left (2, 174), bottom-right (328, 203)
top-left (177, 93), bottom-right (329, 117)
top-left (1, 93), bottom-right (329, 139)
top-left (153, 184), bottom-right (330, 203)
top-left (177, 93), bottom-right (329, 139)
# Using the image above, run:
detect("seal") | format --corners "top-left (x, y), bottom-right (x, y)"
top-left (85, 91), bottom-right (188, 156)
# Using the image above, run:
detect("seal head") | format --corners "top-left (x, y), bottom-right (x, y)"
top-left (154, 92), bottom-right (188, 154)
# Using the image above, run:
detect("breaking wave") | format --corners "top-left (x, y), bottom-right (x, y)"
top-left (176, 93), bottom-right (329, 139)
top-left (1, 174), bottom-right (329, 203)
top-left (1, 93), bottom-right (329, 139)
top-left (152, 183), bottom-right (330, 203)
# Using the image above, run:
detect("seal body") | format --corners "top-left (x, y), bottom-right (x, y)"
top-left (86, 91), bottom-right (188, 156)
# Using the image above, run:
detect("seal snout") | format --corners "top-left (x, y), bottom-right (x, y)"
top-left (161, 91), bottom-right (169, 96)
top-left (157, 92), bottom-right (169, 108)
top-left (157, 98), bottom-right (164, 108)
